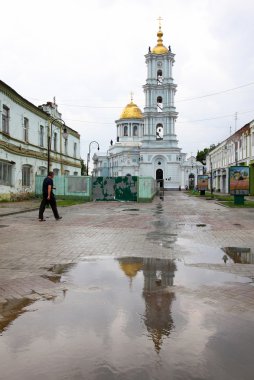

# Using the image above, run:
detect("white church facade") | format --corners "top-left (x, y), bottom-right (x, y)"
top-left (93, 24), bottom-right (203, 190)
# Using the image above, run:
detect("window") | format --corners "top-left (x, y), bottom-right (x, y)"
top-left (0, 161), bottom-right (12, 186)
top-left (133, 125), bottom-right (138, 136)
top-left (74, 171), bottom-right (78, 176)
top-left (39, 125), bottom-right (44, 147)
top-left (124, 125), bottom-right (128, 136)
top-left (53, 168), bottom-right (59, 176)
top-left (64, 170), bottom-right (70, 175)
top-left (39, 166), bottom-right (47, 176)
top-left (64, 138), bottom-right (68, 155)
top-left (2, 105), bottom-right (10, 134)
top-left (156, 124), bottom-right (163, 140)
top-left (22, 165), bottom-right (31, 187)
top-left (24, 117), bottom-right (29, 142)
top-left (53, 132), bottom-right (57, 151)
top-left (157, 96), bottom-right (163, 112)
top-left (157, 70), bottom-right (163, 84)
top-left (252, 133), bottom-right (254, 146)
top-left (74, 142), bottom-right (77, 158)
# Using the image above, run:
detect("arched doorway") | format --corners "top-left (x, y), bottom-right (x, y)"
top-left (188, 173), bottom-right (195, 190)
top-left (156, 169), bottom-right (164, 188)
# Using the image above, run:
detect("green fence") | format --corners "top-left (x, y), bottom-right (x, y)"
top-left (92, 176), bottom-right (138, 201)
top-left (137, 177), bottom-right (157, 202)
top-left (36, 175), bottom-right (156, 202)
top-left (35, 175), bottom-right (92, 201)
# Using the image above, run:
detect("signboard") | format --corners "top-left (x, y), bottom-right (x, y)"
top-left (197, 175), bottom-right (209, 191)
top-left (229, 166), bottom-right (250, 195)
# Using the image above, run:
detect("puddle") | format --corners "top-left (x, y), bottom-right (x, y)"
top-left (196, 223), bottom-right (206, 227)
top-left (147, 231), bottom-right (177, 248)
top-left (0, 225), bottom-right (9, 228)
top-left (0, 257), bottom-right (252, 380)
top-left (222, 247), bottom-right (254, 264)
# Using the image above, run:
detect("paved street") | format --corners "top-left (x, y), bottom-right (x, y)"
top-left (1, 192), bottom-right (254, 308)
top-left (1, 192), bottom-right (254, 380)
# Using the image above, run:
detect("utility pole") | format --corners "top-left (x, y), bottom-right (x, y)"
top-left (234, 112), bottom-right (238, 132)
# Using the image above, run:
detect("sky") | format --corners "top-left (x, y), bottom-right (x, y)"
top-left (1, 0), bottom-right (254, 160)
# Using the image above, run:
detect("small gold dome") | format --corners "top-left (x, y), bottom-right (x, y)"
top-left (119, 262), bottom-right (143, 278)
top-left (152, 26), bottom-right (168, 54)
top-left (120, 100), bottom-right (143, 119)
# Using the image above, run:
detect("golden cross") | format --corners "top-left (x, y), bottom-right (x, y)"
top-left (157, 16), bottom-right (163, 27)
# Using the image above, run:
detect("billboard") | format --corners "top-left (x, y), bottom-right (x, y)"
top-left (197, 175), bottom-right (209, 191)
top-left (229, 166), bottom-right (250, 195)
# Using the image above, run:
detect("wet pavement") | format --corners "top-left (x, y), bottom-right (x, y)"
top-left (1, 192), bottom-right (254, 379)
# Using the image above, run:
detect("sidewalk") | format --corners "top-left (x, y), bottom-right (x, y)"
top-left (0, 199), bottom-right (40, 216)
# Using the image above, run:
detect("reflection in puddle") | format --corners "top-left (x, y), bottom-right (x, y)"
top-left (118, 257), bottom-right (176, 353)
top-left (0, 257), bottom-right (252, 380)
top-left (0, 298), bottom-right (33, 334)
top-left (223, 247), bottom-right (254, 264)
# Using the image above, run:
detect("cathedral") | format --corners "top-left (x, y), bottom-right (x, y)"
top-left (93, 23), bottom-right (203, 190)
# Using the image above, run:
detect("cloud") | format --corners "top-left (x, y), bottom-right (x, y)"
top-left (1, 0), bottom-right (254, 158)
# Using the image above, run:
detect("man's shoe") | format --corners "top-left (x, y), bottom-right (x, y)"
top-left (39, 218), bottom-right (46, 222)
top-left (55, 217), bottom-right (62, 220)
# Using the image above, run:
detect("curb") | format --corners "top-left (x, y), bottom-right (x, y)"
top-left (0, 208), bottom-right (38, 217)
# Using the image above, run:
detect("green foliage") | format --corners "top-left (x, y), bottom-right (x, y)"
top-left (196, 144), bottom-right (217, 164)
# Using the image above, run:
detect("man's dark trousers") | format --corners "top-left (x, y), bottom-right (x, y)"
top-left (39, 196), bottom-right (60, 219)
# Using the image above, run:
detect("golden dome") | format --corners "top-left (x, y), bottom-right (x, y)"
top-left (119, 262), bottom-right (143, 278)
top-left (120, 100), bottom-right (143, 119)
top-left (152, 26), bottom-right (168, 54)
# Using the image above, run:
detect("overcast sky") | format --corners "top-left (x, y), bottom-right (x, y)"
top-left (1, 0), bottom-right (254, 159)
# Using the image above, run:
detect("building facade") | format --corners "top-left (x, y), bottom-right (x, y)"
top-left (93, 25), bottom-right (203, 189)
top-left (0, 81), bottom-right (81, 200)
top-left (206, 121), bottom-right (254, 194)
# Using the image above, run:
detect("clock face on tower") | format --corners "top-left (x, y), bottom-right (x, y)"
top-left (157, 61), bottom-right (162, 67)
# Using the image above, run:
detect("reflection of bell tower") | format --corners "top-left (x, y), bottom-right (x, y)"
top-left (142, 258), bottom-right (176, 353)
top-left (117, 256), bottom-right (176, 353)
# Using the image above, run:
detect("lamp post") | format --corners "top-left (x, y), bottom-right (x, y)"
top-left (86, 141), bottom-right (100, 176)
top-left (47, 117), bottom-right (67, 174)
top-left (209, 154), bottom-right (213, 196)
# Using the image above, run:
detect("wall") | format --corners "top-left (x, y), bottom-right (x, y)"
top-left (137, 177), bottom-right (157, 202)
top-left (35, 175), bottom-right (92, 201)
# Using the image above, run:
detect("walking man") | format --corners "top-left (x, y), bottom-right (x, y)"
top-left (38, 171), bottom-right (62, 221)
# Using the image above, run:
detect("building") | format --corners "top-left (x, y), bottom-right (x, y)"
top-left (206, 121), bottom-right (254, 194)
top-left (0, 80), bottom-right (81, 200)
top-left (93, 24), bottom-right (203, 189)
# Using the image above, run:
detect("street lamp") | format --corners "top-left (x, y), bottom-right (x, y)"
top-left (87, 141), bottom-right (100, 176)
top-left (47, 118), bottom-right (67, 174)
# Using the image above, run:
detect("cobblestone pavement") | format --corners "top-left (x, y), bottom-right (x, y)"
top-left (1, 192), bottom-right (254, 315)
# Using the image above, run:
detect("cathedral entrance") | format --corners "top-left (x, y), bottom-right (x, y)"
top-left (156, 169), bottom-right (164, 188)
top-left (188, 173), bottom-right (195, 190)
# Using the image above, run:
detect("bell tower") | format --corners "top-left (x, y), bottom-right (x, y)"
top-left (139, 19), bottom-right (183, 189)
top-left (142, 19), bottom-right (178, 147)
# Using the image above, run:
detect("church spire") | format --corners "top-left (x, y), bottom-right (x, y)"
top-left (152, 17), bottom-right (168, 54)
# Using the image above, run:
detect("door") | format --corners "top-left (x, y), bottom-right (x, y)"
top-left (156, 169), bottom-right (164, 188)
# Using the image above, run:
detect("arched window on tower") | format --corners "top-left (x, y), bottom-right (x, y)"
top-left (157, 96), bottom-right (163, 112)
top-left (124, 125), bottom-right (128, 136)
top-left (133, 125), bottom-right (138, 136)
top-left (156, 124), bottom-right (163, 140)
top-left (157, 70), bottom-right (163, 85)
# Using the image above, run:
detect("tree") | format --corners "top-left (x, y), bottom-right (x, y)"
top-left (196, 144), bottom-right (217, 164)
top-left (196, 148), bottom-right (209, 164)
top-left (80, 159), bottom-right (87, 176)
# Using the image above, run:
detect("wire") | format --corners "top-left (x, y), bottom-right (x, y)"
top-left (177, 81), bottom-right (254, 102)
top-left (65, 108), bottom-right (254, 125)
top-left (27, 80), bottom-right (254, 109)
